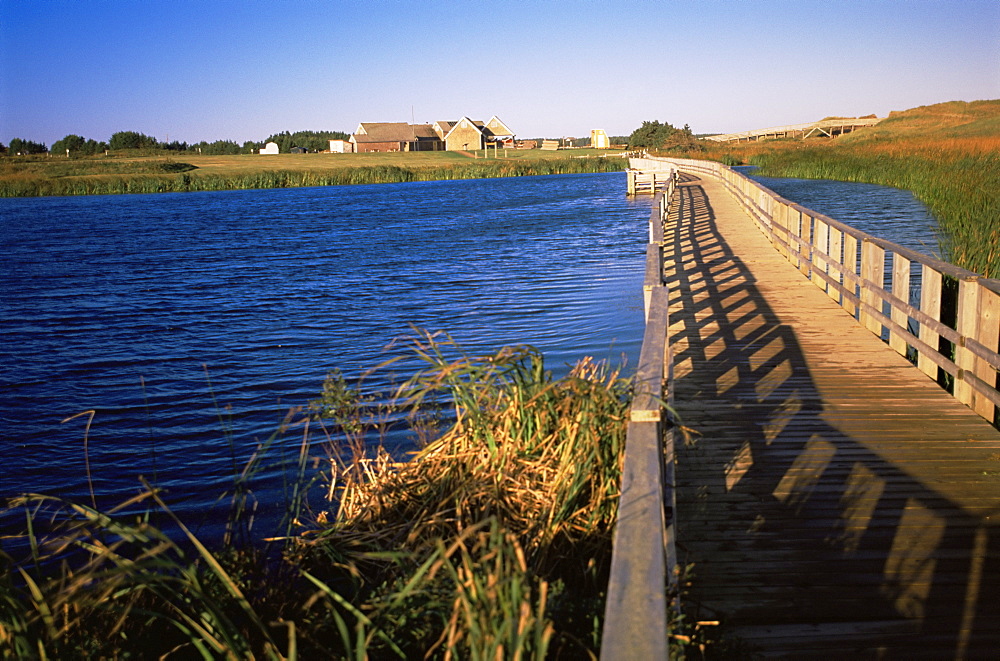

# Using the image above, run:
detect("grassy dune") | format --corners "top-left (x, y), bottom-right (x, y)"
top-left (699, 100), bottom-right (1000, 277)
top-left (0, 149), bottom-right (627, 197)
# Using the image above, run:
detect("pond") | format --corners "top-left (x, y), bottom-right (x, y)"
top-left (0, 173), bottom-right (652, 533)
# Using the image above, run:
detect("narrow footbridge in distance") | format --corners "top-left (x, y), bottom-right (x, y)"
top-left (604, 157), bottom-right (1000, 659)
top-left (704, 116), bottom-right (883, 142)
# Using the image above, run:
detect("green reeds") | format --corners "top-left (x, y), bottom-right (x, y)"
top-left (747, 140), bottom-right (1000, 278)
top-left (0, 157), bottom-right (627, 197)
top-left (2, 332), bottom-right (631, 658)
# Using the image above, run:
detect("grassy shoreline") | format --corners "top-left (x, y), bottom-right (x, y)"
top-left (1, 336), bottom-right (638, 658)
top-left (0, 150), bottom-right (627, 197)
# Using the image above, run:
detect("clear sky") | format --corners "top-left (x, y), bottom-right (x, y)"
top-left (2, 0), bottom-right (998, 146)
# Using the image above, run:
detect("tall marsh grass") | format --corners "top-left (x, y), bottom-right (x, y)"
top-left (748, 138), bottom-right (1000, 277)
top-left (0, 157), bottom-right (627, 197)
top-left (1, 333), bottom-right (631, 658)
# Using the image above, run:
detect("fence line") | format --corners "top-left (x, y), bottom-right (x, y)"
top-left (601, 168), bottom-right (678, 660)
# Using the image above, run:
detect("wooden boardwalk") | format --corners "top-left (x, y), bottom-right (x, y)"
top-left (664, 172), bottom-right (1000, 658)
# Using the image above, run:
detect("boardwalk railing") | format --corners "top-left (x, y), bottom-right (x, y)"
top-left (602, 168), bottom-right (679, 660)
top-left (637, 156), bottom-right (1000, 425)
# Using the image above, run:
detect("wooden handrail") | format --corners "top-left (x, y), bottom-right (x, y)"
top-left (602, 175), bottom-right (678, 660)
top-left (639, 156), bottom-right (1000, 424)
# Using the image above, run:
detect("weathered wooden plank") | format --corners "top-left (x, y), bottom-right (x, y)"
top-left (811, 218), bottom-right (829, 290)
top-left (890, 252), bottom-right (911, 356)
top-left (918, 264), bottom-right (944, 379)
top-left (860, 239), bottom-right (885, 335)
top-left (973, 285), bottom-right (1000, 421)
top-left (955, 276), bottom-right (981, 407)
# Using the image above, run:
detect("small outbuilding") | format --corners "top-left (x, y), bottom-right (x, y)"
top-left (329, 139), bottom-right (354, 153)
top-left (290, 146), bottom-right (307, 154)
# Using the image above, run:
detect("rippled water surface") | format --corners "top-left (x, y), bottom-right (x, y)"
top-left (1, 168), bottom-right (943, 535)
top-left (1, 173), bottom-right (652, 528)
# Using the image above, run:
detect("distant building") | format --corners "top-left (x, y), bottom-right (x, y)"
top-left (290, 146), bottom-right (307, 154)
top-left (349, 116), bottom-right (514, 153)
top-left (434, 116), bottom-right (515, 152)
top-left (591, 129), bottom-right (610, 149)
top-left (329, 139), bottom-right (354, 153)
top-left (260, 142), bottom-right (279, 155)
top-left (349, 122), bottom-right (444, 153)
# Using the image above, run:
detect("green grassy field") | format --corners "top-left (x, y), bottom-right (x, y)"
top-left (0, 148), bottom-right (627, 197)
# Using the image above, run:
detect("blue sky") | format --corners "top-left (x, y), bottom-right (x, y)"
top-left (2, 0), bottom-right (998, 146)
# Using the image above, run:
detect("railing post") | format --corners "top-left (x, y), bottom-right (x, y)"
top-left (812, 219), bottom-right (829, 292)
top-left (955, 275), bottom-right (980, 407)
top-left (798, 212), bottom-right (814, 276)
top-left (843, 233), bottom-right (859, 316)
top-left (860, 239), bottom-right (886, 336)
top-left (827, 227), bottom-right (843, 303)
top-left (975, 285), bottom-right (1000, 422)
top-left (917, 264), bottom-right (943, 380)
top-left (890, 253), bottom-right (911, 357)
top-left (787, 206), bottom-right (802, 270)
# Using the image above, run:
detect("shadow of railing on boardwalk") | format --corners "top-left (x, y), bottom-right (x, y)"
top-left (665, 175), bottom-right (999, 654)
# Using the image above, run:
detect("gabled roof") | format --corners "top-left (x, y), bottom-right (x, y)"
top-left (411, 124), bottom-right (439, 140)
top-left (485, 116), bottom-right (514, 137)
top-left (352, 123), bottom-right (419, 143)
top-left (442, 116), bottom-right (485, 141)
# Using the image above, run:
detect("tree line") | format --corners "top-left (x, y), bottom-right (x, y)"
top-left (1, 129), bottom-right (351, 156)
top-left (4, 122), bottom-right (702, 155)
top-left (626, 120), bottom-right (703, 152)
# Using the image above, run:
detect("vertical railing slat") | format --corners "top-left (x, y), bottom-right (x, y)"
top-left (861, 240), bottom-right (886, 336)
top-left (799, 211), bottom-right (813, 277)
top-left (828, 227), bottom-right (844, 304)
top-left (812, 219), bottom-right (829, 291)
top-left (843, 233), bottom-right (860, 317)
top-left (918, 265), bottom-right (944, 379)
top-left (955, 276), bottom-right (981, 407)
top-left (974, 284), bottom-right (1000, 421)
top-left (890, 253), bottom-right (912, 357)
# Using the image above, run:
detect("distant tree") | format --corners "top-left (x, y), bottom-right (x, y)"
top-left (627, 120), bottom-right (702, 153)
top-left (109, 131), bottom-right (159, 150)
top-left (193, 139), bottom-right (241, 155)
top-left (263, 130), bottom-right (350, 152)
top-left (627, 121), bottom-right (678, 149)
top-left (87, 139), bottom-right (109, 154)
top-left (161, 140), bottom-right (189, 151)
top-left (8, 138), bottom-right (48, 154)
top-left (0, 142), bottom-right (7, 154)
top-left (242, 140), bottom-right (260, 154)
top-left (51, 134), bottom-right (87, 154)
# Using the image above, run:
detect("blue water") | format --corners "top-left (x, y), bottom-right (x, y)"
top-left (0, 169), bottom-right (943, 539)
top-left (1, 173), bottom-right (652, 532)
